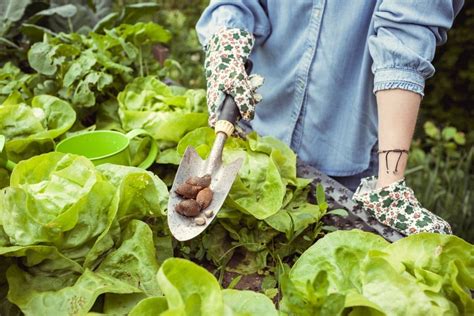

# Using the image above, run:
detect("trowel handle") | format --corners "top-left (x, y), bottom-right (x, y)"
top-left (216, 60), bottom-right (253, 136)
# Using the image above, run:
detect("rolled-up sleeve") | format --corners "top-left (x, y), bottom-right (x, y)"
top-left (369, 0), bottom-right (464, 96)
top-left (196, 0), bottom-right (271, 46)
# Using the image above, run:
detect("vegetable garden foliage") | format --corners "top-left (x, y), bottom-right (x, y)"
top-left (407, 122), bottom-right (474, 243)
top-left (0, 154), bottom-right (168, 315)
top-left (0, 16), bottom-right (331, 314)
top-left (421, 2), bottom-right (474, 134)
top-left (280, 230), bottom-right (473, 316)
top-left (0, 1), bottom-right (162, 67)
top-left (0, 92), bottom-right (76, 162)
top-left (1, 22), bottom-right (173, 128)
top-left (153, 0), bottom-right (211, 89)
top-left (0, 6), bottom-right (473, 316)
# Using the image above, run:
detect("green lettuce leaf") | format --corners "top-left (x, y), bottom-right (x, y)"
top-left (359, 255), bottom-right (448, 315)
top-left (378, 233), bottom-right (474, 315)
top-left (0, 245), bottom-right (83, 273)
top-left (114, 22), bottom-right (172, 46)
top-left (265, 179), bottom-right (323, 239)
top-left (224, 148), bottom-right (285, 219)
top-left (280, 270), bottom-right (347, 316)
top-left (103, 293), bottom-right (148, 315)
top-left (97, 163), bottom-right (169, 223)
top-left (128, 296), bottom-right (168, 316)
top-left (156, 258), bottom-right (225, 315)
top-left (96, 220), bottom-right (161, 296)
top-left (81, 164), bottom-right (168, 270)
top-left (222, 289), bottom-right (278, 316)
top-left (7, 266), bottom-right (140, 316)
top-left (246, 133), bottom-right (298, 185)
top-left (287, 230), bottom-right (388, 293)
top-left (28, 41), bottom-right (64, 76)
top-left (176, 126), bottom-right (215, 159)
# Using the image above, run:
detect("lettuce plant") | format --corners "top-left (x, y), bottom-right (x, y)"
top-left (0, 153), bottom-right (168, 315)
top-left (128, 258), bottom-right (278, 316)
top-left (280, 230), bottom-right (474, 315)
top-left (0, 92), bottom-right (76, 162)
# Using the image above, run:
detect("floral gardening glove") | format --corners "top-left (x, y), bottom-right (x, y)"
top-left (204, 28), bottom-right (264, 126)
top-left (353, 177), bottom-right (452, 235)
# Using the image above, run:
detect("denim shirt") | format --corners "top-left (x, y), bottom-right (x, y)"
top-left (196, 0), bottom-right (463, 176)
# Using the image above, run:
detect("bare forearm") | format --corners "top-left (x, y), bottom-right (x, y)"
top-left (376, 89), bottom-right (421, 188)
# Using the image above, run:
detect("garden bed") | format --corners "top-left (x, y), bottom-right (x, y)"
top-left (0, 2), bottom-right (472, 314)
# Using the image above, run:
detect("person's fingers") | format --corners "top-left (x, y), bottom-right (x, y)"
top-left (248, 74), bottom-right (265, 90)
top-left (254, 93), bottom-right (263, 103)
top-left (235, 79), bottom-right (262, 120)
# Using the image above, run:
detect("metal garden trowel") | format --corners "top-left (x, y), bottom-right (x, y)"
top-left (167, 62), bottom-right (253, 241)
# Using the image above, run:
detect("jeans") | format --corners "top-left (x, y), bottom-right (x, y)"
top-left (331, 148), bottom-right (379, 192)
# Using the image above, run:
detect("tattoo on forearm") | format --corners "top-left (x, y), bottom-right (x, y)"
top-left (378, 149), bottom-right (409, 174)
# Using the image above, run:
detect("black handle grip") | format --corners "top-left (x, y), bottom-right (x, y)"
top-left (218, 60), bottom-right (253, 124)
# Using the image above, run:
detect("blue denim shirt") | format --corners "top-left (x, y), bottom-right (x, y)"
top-left (196, 0), bottom-right (463, 176)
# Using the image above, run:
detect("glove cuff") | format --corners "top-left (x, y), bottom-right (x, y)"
top-left (353, 176), bottom-right (405, 197)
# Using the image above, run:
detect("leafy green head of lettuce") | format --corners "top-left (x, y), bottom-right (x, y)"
top-left (0, 152), bottom-right (113, 247)
top-left (280, 230), bottom-right (474, 316)
top-left (0, 92), bottom-right (76, 162)
top-left (0, 152), bottom-right (170, 315)
top-left (6, 220), bottom-right (160, 316)
top-left (0, 152), bottom-right (168, 250)
top-left (128, 257), bottom-right (278, 316)
top-left (117, 76), bottom-right (208, 143)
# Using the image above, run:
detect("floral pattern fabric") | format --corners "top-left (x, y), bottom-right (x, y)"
top-left (353, 176), bottom-right (452, 235)
top-left (204, 28), bottom-right (264, 126)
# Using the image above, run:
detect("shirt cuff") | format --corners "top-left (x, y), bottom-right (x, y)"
top-left (373, 68), bottom-right (426, 96)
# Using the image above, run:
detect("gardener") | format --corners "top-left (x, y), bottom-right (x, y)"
top-left (196, 1), bottom-right (464, 236)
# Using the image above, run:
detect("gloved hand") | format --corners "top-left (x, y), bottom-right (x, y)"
top-left (204, 28), bottom-right (264, 126)
top-left (353, 176), bottom-right (452, 235)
